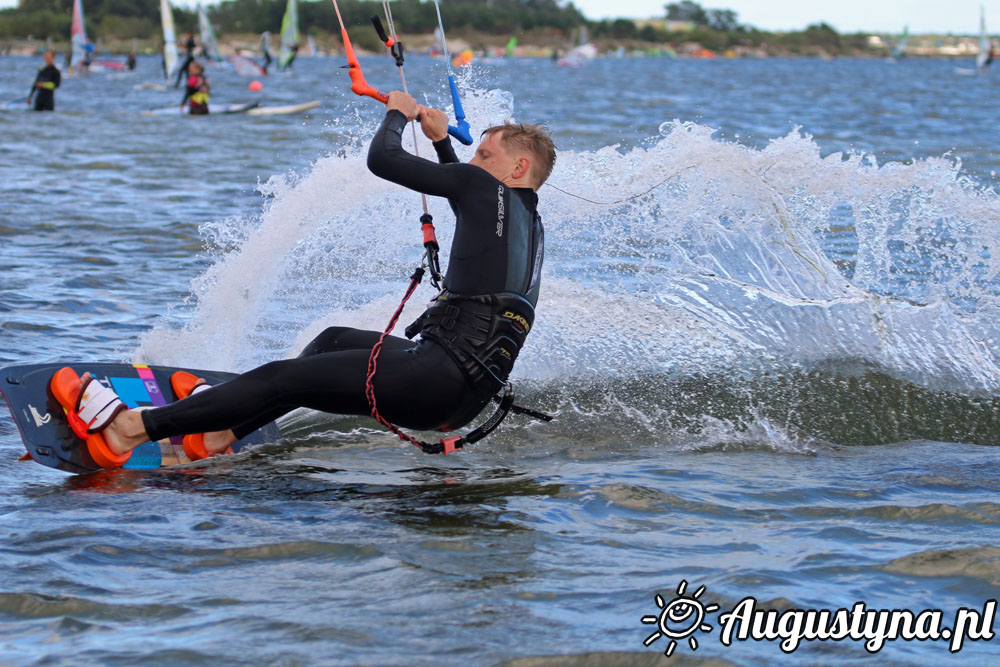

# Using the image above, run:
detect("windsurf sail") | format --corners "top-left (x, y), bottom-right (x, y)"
top-left (70, 0), bottom-right (88, 70)
top-left (229, 53), bottom-right (266, 77)
top-left (976, 6), bottom-right (992, 71)
top-left (278, 0), bottom-right (299, 69)
top-left (161, 0), bottom-right (179, 80)
top-left (506, 36), bottom-right (517, 57)
top-left (892, 25), bottom-right (908, 60)
top-left (197, 3), bottom-right (222, 62)
top-left (307, 34), bottom-right (318, 56)
top-left (557, 24), bottom-right (596, 67)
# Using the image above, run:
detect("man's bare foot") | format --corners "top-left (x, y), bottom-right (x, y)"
top-left (79, 372), bottom-right (150, 455)
top-left (204, 429), bottom-right (237, 454)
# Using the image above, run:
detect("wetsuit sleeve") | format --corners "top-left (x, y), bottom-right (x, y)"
top-left (53, 68), bottom-right (61, 89)
top-left (367, 109), bottom-right (477, 199)
top-left (433, 137), bottom-right (459, 164)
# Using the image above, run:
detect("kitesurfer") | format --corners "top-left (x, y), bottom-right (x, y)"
top-left (52, 91), bottom-right (555, 463)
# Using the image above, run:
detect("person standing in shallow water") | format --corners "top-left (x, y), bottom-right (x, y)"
top-left (181, 61), bottom-right (210, 115)
top-left (28, 50), bottom-right (60, 111)
top-left (175, 33), bottom-right (198, 87)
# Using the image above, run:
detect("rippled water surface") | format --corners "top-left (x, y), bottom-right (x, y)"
top-left (2, 54), bottom-right (999, 664)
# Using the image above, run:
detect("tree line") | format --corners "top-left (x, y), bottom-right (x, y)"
top-left (1, 0), bottom-right (877, 57)
top-left (1, 0), bottom-right (585, 42)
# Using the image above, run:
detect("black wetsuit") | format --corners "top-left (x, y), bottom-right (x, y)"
top-left (174, 37), bottom-right (197, 87)
top-left (29, 64), bottom-right (60, 111)
top-left (141, 109), bottom-right (544, 443)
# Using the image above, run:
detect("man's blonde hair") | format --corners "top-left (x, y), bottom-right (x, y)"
top-left (482, 123), bottom-right (556, 187)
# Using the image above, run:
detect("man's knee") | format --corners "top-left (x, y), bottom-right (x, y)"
top-left (298, 327), bottom-right (355, 357)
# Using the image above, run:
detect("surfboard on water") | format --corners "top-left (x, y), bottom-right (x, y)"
top-left (245, 100), bottom-right (319, 116)
top-left (143, 101), bottom-right (319, 116)
top-left (143, 102), bottom-right (260, 115)
top-left (1, 363), bottom-right (282, 474)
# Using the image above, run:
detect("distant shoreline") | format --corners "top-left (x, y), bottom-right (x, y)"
top-left (0, 32), bottom-right (993, 61)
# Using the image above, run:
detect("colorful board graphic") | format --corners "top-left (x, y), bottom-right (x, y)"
top-left (1, 363), bottom-right (281, 474)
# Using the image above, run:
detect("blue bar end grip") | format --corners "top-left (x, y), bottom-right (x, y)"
top-left (448, 120), bottom-right (473, 145)
top-left (447, 76), bottom-right (474, 145)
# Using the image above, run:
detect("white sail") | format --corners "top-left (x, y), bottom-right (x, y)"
top-left (198, 3), bottom-right (222, 62)
top-left (161, 0), bottom-right (179, 80)
top-left (70, 0), bottom-right (87, 69)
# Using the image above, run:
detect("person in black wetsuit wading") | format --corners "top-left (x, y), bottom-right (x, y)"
top-left (28, 50), bottom-right (61, 111)
top-left (174, 33), bottom-right (197, 88)
top-left (61, 90), bottom-right (556, 461)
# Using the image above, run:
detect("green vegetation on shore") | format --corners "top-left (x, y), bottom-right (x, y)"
top-left (0, 0), bottom-right (982, 58)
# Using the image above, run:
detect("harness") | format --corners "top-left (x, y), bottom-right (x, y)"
top-left (406, 292), bottom-right (533, 397)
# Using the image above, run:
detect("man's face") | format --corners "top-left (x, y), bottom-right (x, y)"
top-left (470, 131), bottom-right (519, 184)
top-left (44, 51), bottom-right (54, 65)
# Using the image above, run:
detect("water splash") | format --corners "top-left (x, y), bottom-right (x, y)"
top-left (133, 93), bottom-right (1000, 446)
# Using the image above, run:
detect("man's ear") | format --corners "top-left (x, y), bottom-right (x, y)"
top-left (513, 156), bottom-right (531, 181)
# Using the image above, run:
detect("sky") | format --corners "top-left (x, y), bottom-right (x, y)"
top-left (573, 0), bottom-right (995, 34)
top-left (0, 0), bottom-right (995, 35)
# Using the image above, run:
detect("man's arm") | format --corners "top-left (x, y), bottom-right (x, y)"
top-left (367, 108), bottom-right (473, 199)
top-left (52, 68), bottom-right (61, 89)
top-left (432, 137), bottom-right (459, 164)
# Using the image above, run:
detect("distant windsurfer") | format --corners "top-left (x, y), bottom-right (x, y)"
top-left (281, 43), bottom-right (300, 71)
top-left (175, 33), bottom-right (197, 87)
top-left (181, 61), bottom-right (210, 115)
top-left (260, 31), bottom-right (273, 74)
top-left (28, 50), bottom-right (61, 111)
top-left (54, 92), bottom-right (556, 463)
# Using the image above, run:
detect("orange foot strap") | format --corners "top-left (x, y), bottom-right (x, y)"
top-left (182, 434), bottom-right (210, 461)
top-left (170, 371), bottom-right (205, 400)
top-left (49, 367), bottom-right (131, 469)
top-left (170, 372), bottom-right (230, 461)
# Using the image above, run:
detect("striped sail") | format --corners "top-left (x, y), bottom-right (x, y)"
top-left (70, 0), bottom-right (87, 69)
top-left (278, 0), bottom-right (299, 69)
top-left (198, 3), bottom-right (222, 62)
top-left (161, 0), bottom-right (179, 80)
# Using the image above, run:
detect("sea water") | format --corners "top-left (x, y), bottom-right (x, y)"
top-left (0, 54), bottom-right (998, 664)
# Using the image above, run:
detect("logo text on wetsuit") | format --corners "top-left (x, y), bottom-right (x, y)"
top-left (502, 311), bottom-right (530, 333)
top-left (496, 185), bottom-right (505, 237)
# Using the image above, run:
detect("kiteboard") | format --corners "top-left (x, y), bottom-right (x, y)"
top-left (1, 363), bottom-right (281, 474)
